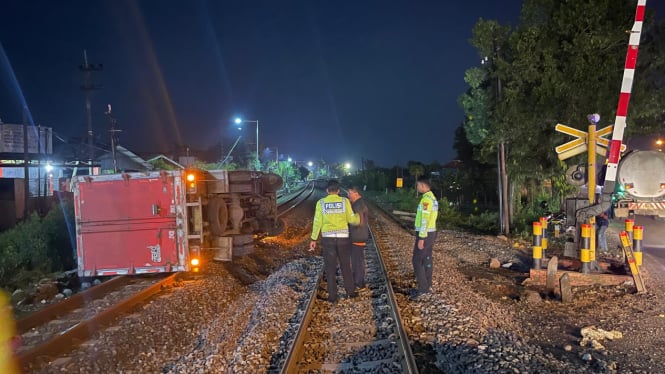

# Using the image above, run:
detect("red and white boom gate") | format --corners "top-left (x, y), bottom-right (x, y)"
top-left (577, 0), bottom-right (647, 222)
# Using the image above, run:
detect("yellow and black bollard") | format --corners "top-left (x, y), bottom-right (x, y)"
top-left (532, 221), bottom-right (543, 269)
top-left (633, 225), bottom-right (643, 267)
top-left (581, 223), bottom-right (591, 274)
top-left (539, 217), bottom-right (548, 260)
top-left (625, 218), bottom-right (634, 242)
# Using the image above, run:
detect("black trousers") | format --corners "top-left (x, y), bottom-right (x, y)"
top-left (351, 243), bottom-right (366, 288)
top-left (412, 232), bottom-right (436, 294)
top-left (321, 237), bottom-right (354, 301)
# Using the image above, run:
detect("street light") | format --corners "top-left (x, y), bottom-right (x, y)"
top-left (234, 117), bottom-right (260, 170)
top-left (344, 162), bottom-right (351, 176)
top-left (307, 161), bottom-right (313, 167)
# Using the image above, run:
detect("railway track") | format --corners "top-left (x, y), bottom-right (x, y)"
top-left (18, 186), bottom-right (315, 371)
top-left (17, 274), bottom-right (178, 370)
top-left (278, 226), bottom-right (418, 373)
top-left (277, 181), bottom-right (315, 217)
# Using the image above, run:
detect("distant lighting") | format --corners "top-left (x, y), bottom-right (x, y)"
top-left (191, 258), bottom-right (200, 266)
top-left (186, 173), bottom-right (196, 182)
top-left (288, 157), bottom-right (292, 162)
top-left (234, 118), bottom-right (242, 124)
top-left (345, 163), bottom-right (351, 169)
top-left (308, 161), bottom-right (313, 167)
top-left (45, 163), bottom-right (53, 173)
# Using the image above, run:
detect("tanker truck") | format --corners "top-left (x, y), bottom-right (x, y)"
top-left (73, 169), bottom-right (283, 277)
top-left (613, 150), bottom-right (665, 218)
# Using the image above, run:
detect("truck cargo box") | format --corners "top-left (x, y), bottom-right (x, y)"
top-left (74, 171), bottom-right (188, 276)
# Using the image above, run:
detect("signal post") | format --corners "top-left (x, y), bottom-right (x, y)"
top-left (554, 114), bottom-right (624, 273)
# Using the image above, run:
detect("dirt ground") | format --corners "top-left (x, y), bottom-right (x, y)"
top-left (450, 224), bottom-right (665, 373)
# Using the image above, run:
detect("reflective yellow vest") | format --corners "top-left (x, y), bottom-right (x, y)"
top-left (415, 191), bottom-right (438, 238)
top-left (311, 194), bottom-right (359, 240)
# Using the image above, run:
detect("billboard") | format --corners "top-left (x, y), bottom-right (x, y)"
top-left (0, 124), bottom-right (53, 154)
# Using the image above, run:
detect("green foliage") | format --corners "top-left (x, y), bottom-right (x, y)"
top-left (463, 211), bottom-right (500, 234)
top-left (457, 1), bottom-right (665, 236)
top-left (436, 197), bottom-right (463, 230)
top-left (511, 204), bottom-right (544, 239)
top-left (460, 68), bottom-right (492, 145)
top-left (368, 190), bottom-right (502, 234)
top-left (148, 158), bottom-right (179, 170)
top-left (384, 188), bottom-right (421, 211)
top-left (0, 201), bottom-right (75, 290)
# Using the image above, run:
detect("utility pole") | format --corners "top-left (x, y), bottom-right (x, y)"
top-left (22, 107), bottom-right (29, 219)
top-left (37, 124), bottom-right (41, 197)
top-left (105, 104), bottom-right (122, 173)
top-left (486, 41), bottom-right (510, 235)
top-left (79, 50), bottom-right (103, 175)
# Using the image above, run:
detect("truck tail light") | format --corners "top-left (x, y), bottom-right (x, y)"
top-left (660, 183), bottom-right (665, 190)
top-left (625, 183), bottom-right (634, 190)
top-left (190, 258), bottom-right (200, 272)
top-left (186, 172), bottom-right (197, 193)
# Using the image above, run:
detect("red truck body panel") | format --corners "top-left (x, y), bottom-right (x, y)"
top-left (74, 171), bottom-right (188, 276)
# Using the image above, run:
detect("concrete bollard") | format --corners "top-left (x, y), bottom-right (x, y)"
top-left (532, 222), bottom-right (543, 269)
top-left (581, 223), bottom-right (591, 274)
top-left (633, 225), bottom-right (643, 267)
top-left (540, 216), bottom-right (548, 260)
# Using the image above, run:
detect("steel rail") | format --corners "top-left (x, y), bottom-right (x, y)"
top-left (279, 269), bottom-right (323, 374)
top-left (18, 273), bottom-right (177, 369)
top-left (277, 181), bottom-right (315, 217)
top-left (279, 222), bottom-right (418, 373)
top-left (17, 275), bottom-right (130, 334)
top-left (367, 224), bottom-right (419, 373)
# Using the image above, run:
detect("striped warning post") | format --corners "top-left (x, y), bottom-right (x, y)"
top-left (603, 0), bottom-right (646, 192)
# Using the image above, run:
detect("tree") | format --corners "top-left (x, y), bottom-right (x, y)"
top-left (461, 0), bottom-right (665, 235)
top-left (298, 165), bottom-right (310, 181)
top-left (408, 162), bottom-right (425, 196)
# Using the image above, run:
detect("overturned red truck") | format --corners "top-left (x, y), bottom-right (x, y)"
top-left (73, 169), bottom-right (282, 277)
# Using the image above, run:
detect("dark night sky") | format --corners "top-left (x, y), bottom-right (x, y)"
top-left (2, 1), bottom-right (658, 168)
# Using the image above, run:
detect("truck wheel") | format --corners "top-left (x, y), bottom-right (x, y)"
top-left (208, 196), bottom-right (228, 237)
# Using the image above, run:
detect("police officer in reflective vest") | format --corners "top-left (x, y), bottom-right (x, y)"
top-left (412, 176), bottom-right (438, 299)
top-left (310, 180), bottom-right (360, 303)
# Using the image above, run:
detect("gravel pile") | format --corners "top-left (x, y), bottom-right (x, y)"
top-left (163, 257), bottom-right (321, 374)
top-left (282, 236), bottom-right (410, 373)
top-left (370, 210), bottom-right (603, 373)
top-left (29, 192), bottom-right (663, 373)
